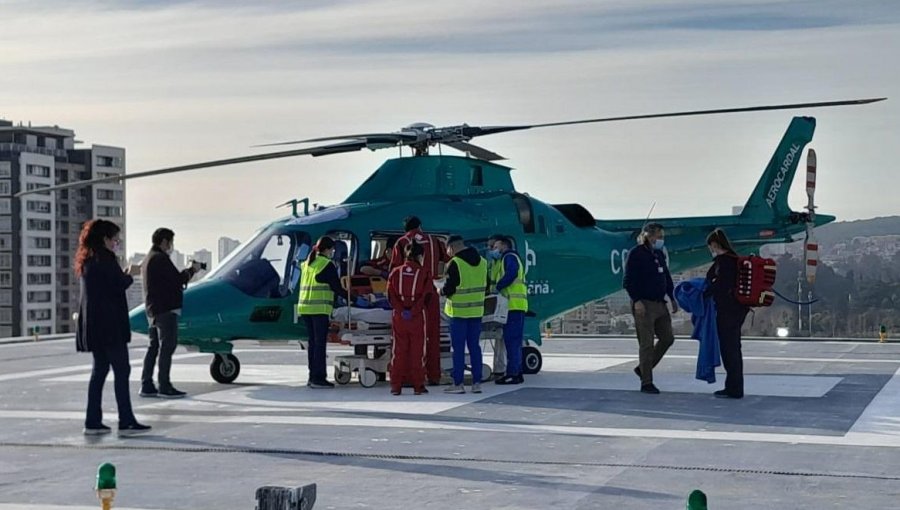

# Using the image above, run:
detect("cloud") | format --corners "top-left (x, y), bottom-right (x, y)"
top-left (1, 0), bottom-right (897, 256)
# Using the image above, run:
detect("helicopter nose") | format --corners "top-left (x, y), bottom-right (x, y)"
top-left (128, 304), bottom-right (150, 334)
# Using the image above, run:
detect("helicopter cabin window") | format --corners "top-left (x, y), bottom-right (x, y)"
top-left (470, 165), bottom-right (484, 187)
top-left (359, 233), bottom-right (401, 276)
top-left (511, 194), bottom-right (535, 233)
top-left (210, 228), bottom-right (309, 299)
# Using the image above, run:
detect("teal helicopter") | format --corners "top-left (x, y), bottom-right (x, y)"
top-left (19, 98), bottom-right (885, 383)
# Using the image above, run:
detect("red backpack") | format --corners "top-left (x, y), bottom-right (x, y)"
top-left (735, 255), bottom-right (777, 307)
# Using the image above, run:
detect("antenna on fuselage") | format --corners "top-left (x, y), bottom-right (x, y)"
top-left (639, 202), bottom-right (657, 239)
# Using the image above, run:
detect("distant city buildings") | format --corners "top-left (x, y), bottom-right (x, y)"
top-left (0, 119), bottom-right (125, 337)
top-left (218, 236), bottom-right (240, 263)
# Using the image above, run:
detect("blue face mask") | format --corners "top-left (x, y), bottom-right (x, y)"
top-left (653, 239), bottom-right (665, 250)
top-left (488, 249), bottom-right (501, 260)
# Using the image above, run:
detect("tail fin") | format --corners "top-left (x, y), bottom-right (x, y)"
top-left (742, 116), bottom-right (815, 219)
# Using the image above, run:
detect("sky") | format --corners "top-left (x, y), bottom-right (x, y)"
top-left (1, 0), bottom-right (898, 259)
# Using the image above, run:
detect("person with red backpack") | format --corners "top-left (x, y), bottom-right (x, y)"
top-left (705, 229), bottom-right (750, 399)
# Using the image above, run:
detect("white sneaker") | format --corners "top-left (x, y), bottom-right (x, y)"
top-left (471, 383), bottom-right (482, 394)
top-left (444, 385), bottom-right (465, 394)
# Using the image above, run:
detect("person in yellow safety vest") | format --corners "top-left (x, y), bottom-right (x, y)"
top-left (441, 235), bottom-right (488, 394)
top-left (488, 235), bottom-right (528, 385)
top-left (297, 236), bottom-right (344, 388)
top-left (880, 324), bottom-right (888, 343)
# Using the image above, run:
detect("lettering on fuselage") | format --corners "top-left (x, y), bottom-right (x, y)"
top-left (527, 281), bottom-right (553, 295)
top-left (610, 248), bottom-right (630, 275)
top-left (524, 241), bottom-right (536, 276)
top-left (766, 143), bottom-right (801, 208)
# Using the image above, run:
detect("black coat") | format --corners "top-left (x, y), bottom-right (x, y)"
top-left (76, 248), bottom-right (133, 352)
top-left (142, 247), bottom-right (195, 318)
top-left (705, 253), bottom-right (748, 316)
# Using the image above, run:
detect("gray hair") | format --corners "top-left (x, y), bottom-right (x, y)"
top-left (637, 222), bottom-right (664, 245)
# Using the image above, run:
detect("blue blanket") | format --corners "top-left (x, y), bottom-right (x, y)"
top-left (675, 278), bottom-right (720, 383)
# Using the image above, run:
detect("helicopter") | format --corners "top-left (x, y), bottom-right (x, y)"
top-left (18, 98), bottom-right (885, 384)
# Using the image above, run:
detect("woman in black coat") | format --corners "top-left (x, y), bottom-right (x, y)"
top-left (705, 228), bottom-right (750, 399)
top-left (75, 219), bottom-right (151, 436)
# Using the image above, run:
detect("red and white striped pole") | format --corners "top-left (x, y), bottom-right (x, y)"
top-left (805, 149), bottom-right (818, 285)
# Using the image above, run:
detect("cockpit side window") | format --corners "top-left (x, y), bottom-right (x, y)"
top-left (212, 228), bottom-right (309, 299)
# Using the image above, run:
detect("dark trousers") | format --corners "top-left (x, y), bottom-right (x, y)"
top-left (450, 317), bottom-right (483, 386)
top-left (717, 308), bottom-right (748, 396)
top-left (302, 314), bottom-right (330, 383)
top-left (633, 300), bottom-right (675, 385)
top-left (503, 311), bottom-right (525, 377)
top-left (86, 342), bottom-right (137, 428)
top-left (141, 312), bottom-right (178, 391)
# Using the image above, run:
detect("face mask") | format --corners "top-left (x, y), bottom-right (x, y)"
top-left (652, 239), bottom-right (665, 250)
top-left (488, 249), bottom-right (501, 260)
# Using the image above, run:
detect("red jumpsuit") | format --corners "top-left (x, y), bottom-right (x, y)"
top-left (391, 228), bottom-right (448, 384)
top-left (387, 260), bottom-right (435, 392)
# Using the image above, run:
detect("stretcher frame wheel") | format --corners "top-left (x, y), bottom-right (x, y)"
top-left (481, 363), bottom-right (492, 382)
top-left (522, 346), bottom-right (542, 375)
top-left (210, 353), bottom-right (241, 384)
top-left (359, 368), bottom-right (378, 388)
top-left (334, 366), bottom-right (352, 385)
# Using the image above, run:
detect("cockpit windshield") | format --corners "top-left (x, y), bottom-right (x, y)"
top-left (204, 226), bottom-right (311, 299)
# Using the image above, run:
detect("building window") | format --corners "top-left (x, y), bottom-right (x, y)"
top-left (27, 255), bottom-right (52, 267)
top-left (56, 221), bottom-right (68, 234)
top-left (27, 273), bottom-right (52, 285)
top-left (56, 169), bottom-right (69, 181)
top-left (60, 190), bottom-right (68, 199)
top-left (59, 238), bottom-right (69, 252)
top-left (27, 309), bottom-right (52, 321)
top-left (97, 171), bottom-right (120, 179)
top-left (58, 203), bottom-right (69, 216)
top-left (0, 180), bottom-right (10, 196)
top-left (58, 256), bottom-right (69, 268)
top-left (25, 183), bottom-right (50, 195)
top-left (0, 162), bottom-right (10, 178)
top-left (0, 199), bottom-right (10, 214)
top-left (0, 217), bottom-right (10, 232)
top-left (0, 272), bottom-right (10, 288)
top-left (27, 219), bottom-right (51, 231)
top-left (26, 200), bottom-right (51, 213)
top-left (26, 291), bottom-right (52, 303)
top-left (0, 253), bottom-right (11, 269)
top-left (0, 307), bottom-right (11, 324)
top-left (0, 235), bottom-right (10, 250)
top-left (96, 156), bottom-right (122, 168)
top-left (29, 237), bottom-right (52, 249)
top-left (58, 273), bottom-right (70, 286)
top-left (97, 206), bottom-right (122, 217)
top-left (96, 189), bottom-right (124, 201)
top-left (0, 290), bottom-right (11, 306)
top-left (26, 164), bottom-right (51, 177)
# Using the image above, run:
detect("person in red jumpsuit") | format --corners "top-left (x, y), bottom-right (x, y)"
top-left (387, 241), bottom-right (434, 395)
top-left (390, 216), bottom-right (448, 385)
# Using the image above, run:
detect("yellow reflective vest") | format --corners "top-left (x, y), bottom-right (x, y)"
top-left (491, 252), bottom-right (528, 312)
top-left (297, 256), bottom-right (334, 316)
top-left (444, 255), bottom-right (487, 319)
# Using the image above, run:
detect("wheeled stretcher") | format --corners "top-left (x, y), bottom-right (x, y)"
top-left (330, 293), bottom-right (510, 388)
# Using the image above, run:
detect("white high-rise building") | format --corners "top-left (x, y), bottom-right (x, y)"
top-left (192, 249), bottom-right (213, 280)
top-left (218, 237), bottom-right (240, 263)
top-left (0, 119), bottom-right (125, 337)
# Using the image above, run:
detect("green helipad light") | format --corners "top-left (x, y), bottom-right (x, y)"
top-left (96, 462), bottom-right (116, 490)
top-left (687, 489), bottom-right (707, 510)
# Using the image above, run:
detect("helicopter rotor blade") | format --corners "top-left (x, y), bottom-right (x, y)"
top-left (443, 141), bottom-right (506, 161)
top-left (465, 98), bottom-right (887, 138)
top-left (13, 140), bottom-right (371, 198)
top-left (253, 132), bottom-right (419, 147)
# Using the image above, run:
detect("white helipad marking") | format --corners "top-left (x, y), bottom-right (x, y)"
top-left (1, 409), bottom-right (899, 448)
top-left (0, 506), bottom-right (160, 510)
top-left (848, 366), bottom-right (900, 438)
top-left (43, 356), bottom-right (838, 398)
top-left (0, 353), bottom-right (206, 382)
